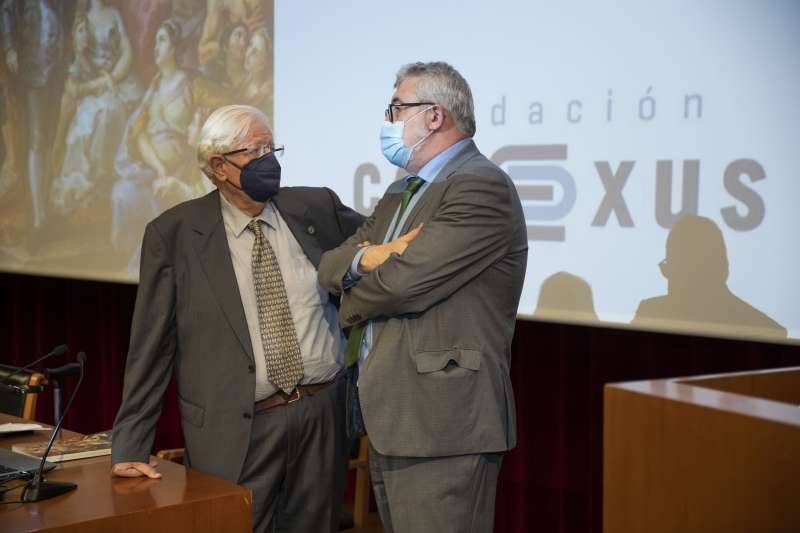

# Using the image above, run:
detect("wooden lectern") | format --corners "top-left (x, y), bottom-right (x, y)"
top-left (604, 366), bottom-right (800, 533)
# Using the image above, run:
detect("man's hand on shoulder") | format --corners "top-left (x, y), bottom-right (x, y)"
top-left (112, 459), bottom-right (162, 479)
top-left (358, 225), bottom-right (423, 273)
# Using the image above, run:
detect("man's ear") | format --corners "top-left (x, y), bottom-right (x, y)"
top-left (210, 155), bottom-right (227, 181)
top-left (428, 104), bottom-right (445, 130)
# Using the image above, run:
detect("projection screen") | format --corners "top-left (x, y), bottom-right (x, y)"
top-left (0, 0), bottom-right (797, 345)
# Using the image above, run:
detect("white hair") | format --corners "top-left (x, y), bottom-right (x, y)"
top-left (197, 104), bottom-right (271, 179)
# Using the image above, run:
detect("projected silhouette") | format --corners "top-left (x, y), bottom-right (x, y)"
top-left (535, 271), bottom-right (599, 322)
top-left (632, 215), bottom-right (787, 338)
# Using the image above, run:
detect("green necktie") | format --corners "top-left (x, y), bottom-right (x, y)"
top-left (343, 176), bottom-right (425, 368)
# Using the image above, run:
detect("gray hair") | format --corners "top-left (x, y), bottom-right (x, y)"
top-left (197, 104), bottom-right (271, 179)
top-left (395, 61), bottom-right (476, 137)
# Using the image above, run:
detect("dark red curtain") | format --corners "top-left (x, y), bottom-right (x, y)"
top-left (0, 273), bottom-right (183, 452)
top-left (2, 272), bottom-right (799, 532)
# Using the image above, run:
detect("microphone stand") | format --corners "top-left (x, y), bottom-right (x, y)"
top-left (21, 352), bottom-right (86, 503)
top-left (52, 379), bottom-right (63, 439)
top-left (44, 362), bottom-right (82, 441)
top-left (1, 344), bottom-right (68, 386)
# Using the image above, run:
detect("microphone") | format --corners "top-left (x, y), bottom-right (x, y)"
top-left (1, 344), bottom-right (68, 389)
top-left (44, 362), bottom-right (82, 381)
top-left (21, 352), bottom-right (86, 503)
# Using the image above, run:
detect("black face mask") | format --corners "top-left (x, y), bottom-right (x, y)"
top-left (226, 152), bottom-right (281, 202)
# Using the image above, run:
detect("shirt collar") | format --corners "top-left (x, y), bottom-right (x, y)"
top-left (413, 138), bottom-right (472, 183)
top-left (219, 192), bottom-right (278, 237)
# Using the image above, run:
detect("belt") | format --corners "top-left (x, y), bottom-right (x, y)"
top-left (254, 380), bottom-right (333, 413)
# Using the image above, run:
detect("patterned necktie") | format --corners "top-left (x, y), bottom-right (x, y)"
top-left (248, 219), bottom-right (304, 393)
top-left (344, 176), bottom-right (426, 368)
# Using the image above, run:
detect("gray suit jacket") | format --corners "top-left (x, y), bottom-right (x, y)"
top-left (112, 187), bottom-right (364, 483)
top-left (318, 140), bottom-right (527, 457)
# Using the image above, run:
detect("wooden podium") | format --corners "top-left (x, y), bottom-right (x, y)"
top-left (0, 414), bottom-right (251, 532)
top-left (604, 367), bottom-right (800, 533)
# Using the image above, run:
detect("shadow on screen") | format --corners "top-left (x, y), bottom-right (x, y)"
top-left (534, 271), bottom-right (599, 323)
top-left (631, 214), bottom-right (787, 339)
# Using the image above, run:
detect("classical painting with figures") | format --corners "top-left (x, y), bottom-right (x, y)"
top-left (0, 0), bottom-right (274, 281)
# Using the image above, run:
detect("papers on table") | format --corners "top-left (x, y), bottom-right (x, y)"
top-left (0, 423), bottom-right (48, 435)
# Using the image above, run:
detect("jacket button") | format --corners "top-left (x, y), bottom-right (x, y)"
top-left (248, 365), bottom-right (255, 374)
top-left (307, 225), bottom-right (316, 235)
top-left (243, 412), bottom-right (252, 419)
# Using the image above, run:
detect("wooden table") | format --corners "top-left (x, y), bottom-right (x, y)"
top-left (0, 414), bottom-right (251, 532)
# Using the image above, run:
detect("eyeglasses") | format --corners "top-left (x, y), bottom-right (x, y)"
top-left (385, 102), bottom-right (435, 123)
top-left (223, 143), bottom-right (285, 159)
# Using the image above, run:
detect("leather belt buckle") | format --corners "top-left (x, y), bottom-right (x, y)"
top-left (286, 388), bottom-right (302, 404)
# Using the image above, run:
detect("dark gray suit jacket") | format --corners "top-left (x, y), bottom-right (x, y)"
top-left (318, 140), bottom-right (528, 458)
top-left (112, 187), bottom-right (364, 483)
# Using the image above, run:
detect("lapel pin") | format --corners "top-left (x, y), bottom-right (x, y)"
top-left (307, 225), bottom-right (316, 235)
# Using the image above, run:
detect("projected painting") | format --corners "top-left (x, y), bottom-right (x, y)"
top-left (0, 0), bottom-right (273, 281)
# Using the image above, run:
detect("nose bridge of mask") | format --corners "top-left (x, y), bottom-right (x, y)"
top-left (244, 150), bottom-right (276, 168)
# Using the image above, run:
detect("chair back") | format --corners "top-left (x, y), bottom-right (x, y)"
top-left (0, 364), bottom-right (47, 420)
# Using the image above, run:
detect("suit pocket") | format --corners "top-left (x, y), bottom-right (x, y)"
top-left (178, 394), bottom-right (205, 428)
top-left (415, 349), bottom-right (482, 374)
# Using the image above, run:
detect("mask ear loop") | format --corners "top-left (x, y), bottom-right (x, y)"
top-left (221, 154), bottom-right (243, 170)
top-left (408, 105), bottom-right (437, 153)
top-left (405, 104), bottom-right (436, 125)
top-left (217, 155), bottom-right (248, 195)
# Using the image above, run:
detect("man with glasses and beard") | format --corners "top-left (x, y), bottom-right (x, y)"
top-left (319, 62), bottom-right (528, 532)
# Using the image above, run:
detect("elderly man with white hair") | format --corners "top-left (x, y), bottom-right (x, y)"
top-left (111, 104), bottom-right (364, 533)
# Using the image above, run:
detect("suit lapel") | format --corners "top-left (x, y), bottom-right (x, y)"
top-left (377, 194), bottom-right (403, 243)
top-left (272, 189), bottom-right (325, 268)
top-left (191, 191), bottom-right (255, 364)
top-left (400, 140), bottom-right (481, 234)
top-left (401, 181), bottom-right (443, 233)
top-left (368, 142), bottom-right (483, 370)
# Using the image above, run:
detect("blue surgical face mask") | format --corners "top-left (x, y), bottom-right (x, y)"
top-left (380, 107), bottom-right (433, 168)
top-left (225, 151), bottom-right (282, 202)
